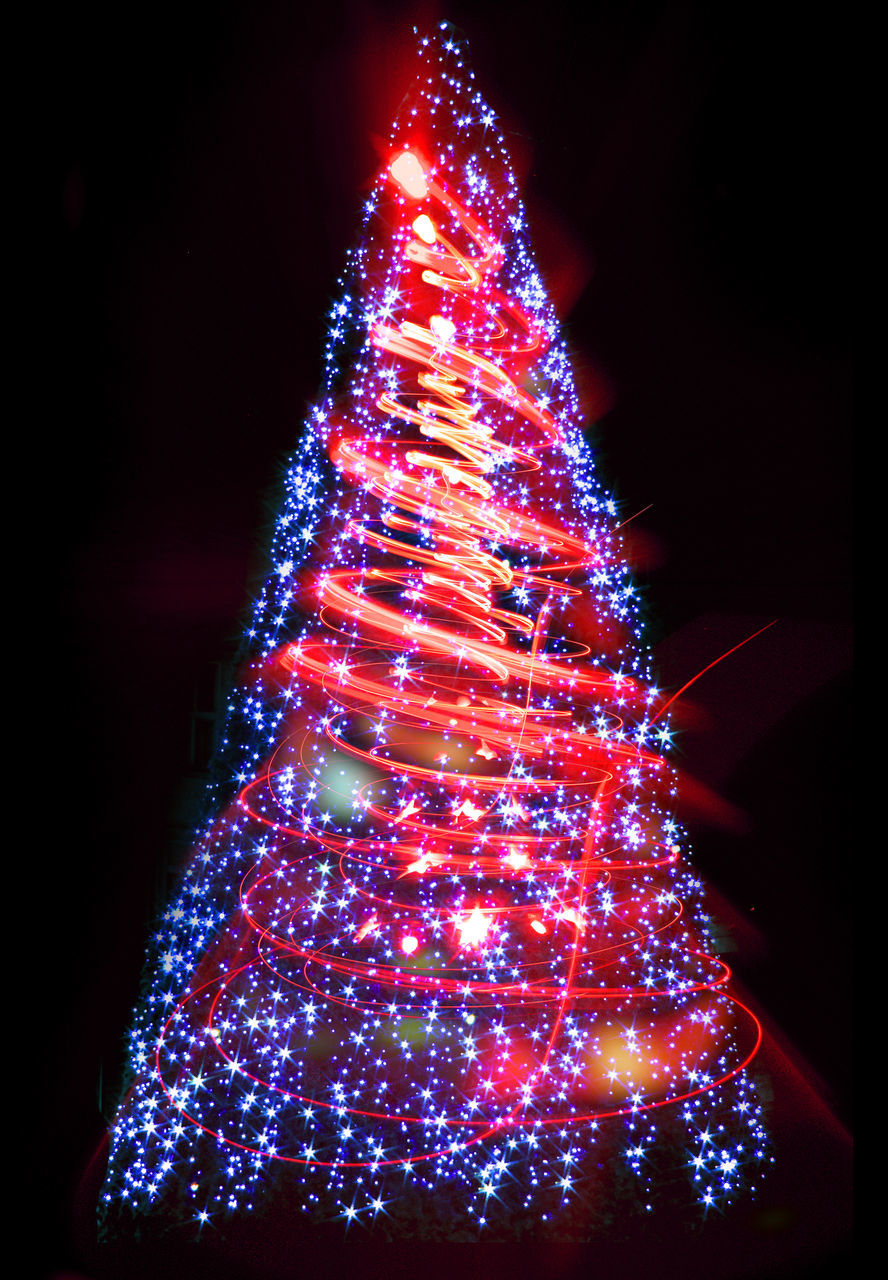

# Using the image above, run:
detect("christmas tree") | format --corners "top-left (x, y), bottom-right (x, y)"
top-left (100, 23), bottom-right (769, 1241)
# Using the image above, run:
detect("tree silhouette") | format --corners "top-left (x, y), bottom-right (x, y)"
top-left (101, 24), bottom-right (769, 1242)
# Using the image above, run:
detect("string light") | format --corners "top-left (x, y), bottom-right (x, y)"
top-left (101, 23), bottom-right (770, 1240)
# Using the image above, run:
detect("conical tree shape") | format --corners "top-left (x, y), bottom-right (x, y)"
top-left (101, 25), bottom-right (769, 1242)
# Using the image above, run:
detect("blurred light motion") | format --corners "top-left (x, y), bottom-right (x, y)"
top-left (412, 213), bottom-right (437, 244)
top-left (391, 149), bottom-right (428, 198)
top-left (101, 23), bottom-right (769, 1242)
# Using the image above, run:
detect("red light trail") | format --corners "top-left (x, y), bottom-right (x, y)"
top-left (147, 145), bottom-right (761, 1169)
top-left (103, 27), bottom-right (769, 1235)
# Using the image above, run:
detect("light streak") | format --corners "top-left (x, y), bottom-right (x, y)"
top-left (102, 24), bottom-right (770, 1240)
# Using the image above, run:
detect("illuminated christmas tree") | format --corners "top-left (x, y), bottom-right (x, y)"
top-left (101, 24), bottom-right (769, 1241)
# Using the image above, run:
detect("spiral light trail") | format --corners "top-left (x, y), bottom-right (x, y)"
top-left (102, 26), bottom-right (769, 1239)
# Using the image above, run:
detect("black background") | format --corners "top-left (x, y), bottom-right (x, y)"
top-left (45, 1), bottom-right (850, 1275)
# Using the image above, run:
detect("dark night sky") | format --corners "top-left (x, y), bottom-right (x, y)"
top-left (45, 1), bottom-right (851, 1275)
